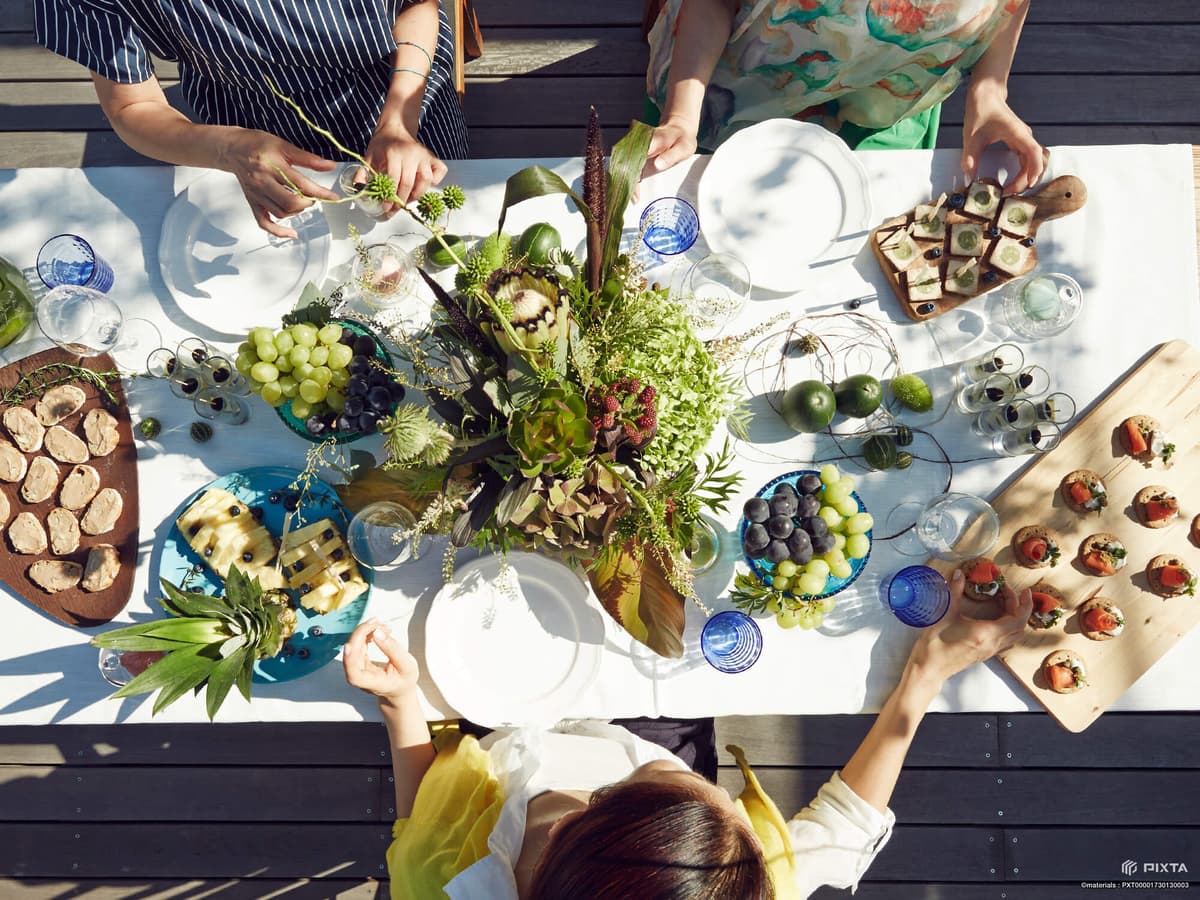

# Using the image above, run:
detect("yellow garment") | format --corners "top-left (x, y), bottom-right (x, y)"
top-left (728, 744), bottom-right (801, 900)
top-left (387, 730), bottom-right (504, 900)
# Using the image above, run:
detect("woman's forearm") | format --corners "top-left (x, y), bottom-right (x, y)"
top-left (379, 692), bottom-right (436, 818)
top-left (838, 662), bottom-right (941, 815)
top-left (378, 0), bottom-right (441, 138)
top-left (969, 0), bottom-right (1031, 97)
top-left (659, 0), bottom-right (737, 127)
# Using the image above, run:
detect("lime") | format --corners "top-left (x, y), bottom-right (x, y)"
top-left (424, 234), bottom-right (466, 269)
top-left (781, 380), bottom-right (836, 433)
top-left (516, 222), bottom-right (562, 266)
top-left (833, 374), bottom-right (883, 418)
top-left (889, 373), bottom-right (933, 412)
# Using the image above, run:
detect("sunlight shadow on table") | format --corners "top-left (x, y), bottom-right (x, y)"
top-left (0, 643), bottom-right (146, 723)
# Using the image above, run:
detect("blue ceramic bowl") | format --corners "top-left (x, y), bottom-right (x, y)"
top-left (739, 469), bottom-right (872, 601)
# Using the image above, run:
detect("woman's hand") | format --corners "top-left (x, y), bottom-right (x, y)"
top-left (961, 83), bottom-right (1047, 195)
top-left (908, 569), bottom-right (1033, 688)
top-left (217, 129), bottom-right (339, 239)
top-left (363, 127), bottom-right (448, 216)
top-left (641, 115), bottom-right (699, 179)
top-left (342, 619), bottom-right (421, 705)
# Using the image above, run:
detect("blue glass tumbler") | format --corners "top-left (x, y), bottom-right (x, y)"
top-left (880, 565), bottom-right (951, 627)
top-left (701, 610), bottom-right (763, 674)
top-left (37, 234), bottom-right (115, 293)
top-left (639, 197), bottom-right (700, 256)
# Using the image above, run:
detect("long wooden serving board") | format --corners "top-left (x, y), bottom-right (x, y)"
top-left (927, 341), bottom-right (1200, 732)
top-left (0, 349), bottom-right (139, 626)
top-left (871, 175), bottom-right (1087, 322)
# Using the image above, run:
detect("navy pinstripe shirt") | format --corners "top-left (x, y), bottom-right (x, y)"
top-left (35, 0), bottom-right (469, 161)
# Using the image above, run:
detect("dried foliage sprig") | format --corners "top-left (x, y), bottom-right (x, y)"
top-left (1, 363), bottom-right (123, 407)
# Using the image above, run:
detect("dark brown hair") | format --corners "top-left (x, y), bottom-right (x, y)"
top-left (528, 778), bottom-right (774, 900)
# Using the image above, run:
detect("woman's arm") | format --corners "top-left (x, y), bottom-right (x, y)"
top-left (840, 570), bottom-right (1032, 813)
top-left (343, 620), bottom-right (435, 817)
top-left (642, 0), bottom-right (737, 176)
top-left (961, 0), bottom-right (1045, 194)
top-left (91, 74), bottom-right (338, 238)
top-left (362, 0), bottom-right (449, 212)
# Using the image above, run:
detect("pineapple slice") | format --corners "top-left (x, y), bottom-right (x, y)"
top-left (278, 518), bottom-right (368, 614)
top-left (176, 488), bottom-right (282, 588)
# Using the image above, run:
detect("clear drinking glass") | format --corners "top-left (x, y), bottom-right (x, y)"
top-left (956, 373), bottom-right (1016, 413)
top-left (1012, 364), bottom-right (1050, 399)
top-left (37, 234), bottom-right (114, 292)
top-left (177, 336), bottom-right (216, 368)
top-left (687, 515), bottom-right (722, 574)
top-left (915, 492), bottom-right (1000, 561)
top-left (194, 388), bottom-right (250, 424)
top-left (1031, 391), bottom-right (1076, 425)
top-left (958, 342), bottom-right (1023, 383)
top-left (338, 162), bottom-right (386, 218)
top-left (639, 197), bottom-right (699, 256)
top-left (148, 347), bottom-right (205, 399)
top-left (880, 565), bottom-right (951, 627)
top-left (700, 610), bottom-right (763, 674)
top-left (1003, 272), bottom-right (1083, 340)
top-left (352, 240), bottom-right (419, 310)
top-left (993, 421), bottom-right (1061, 456)
top-left (347, 501), bottom-right (427, 570)
top-left (36, 285), bottom-right (123, 356)
top-left (202, 354), bottom-right (250, 395)
top-left (684, 253), bottom-right (751, 339)
top-left (973, 398), bottom-right (1037, 435)
top-left (98, 647), bottom-right (164, 687)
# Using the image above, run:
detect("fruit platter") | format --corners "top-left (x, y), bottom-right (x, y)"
top-left (733, 463), bottom-right (873, 630)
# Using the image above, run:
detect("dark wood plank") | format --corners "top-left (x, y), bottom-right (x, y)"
top-left (999, 713), bottom-right (1200, 768)
top-left (474, 0), bottom-right (642, 28)
top-left (943, 75), bottom-right (1200, 125)
top-left (1026, 1), bottom-right (1200, 24)
top-left (0, 131), bottom-right (161, 167)
top-left (1014, 25), bottom-right (1200, 74)
top-left (813, 887), bottom-right (1140, 900)
top-left (716, 714), bottom-right (1000, 767)
top-left (717, 767), bottom-right (1007, 825)
top-left (859, 826), bottom-right (1003, 881)
top-left (0, 823), bottom-right (392, 879)
top-left (0, 723), bottom-right (389, 766)
top-left (0, 34), bottom-right (179, 80)
top-left (0, 765), bottom-right (386, 821)
top-left (994, 771), bottom-right (1200, 825)
top-left (0, 878), bottom-right (385, 899)
top-left (1006, 828), bottom-right (1200, 882)
top-left (464, 27), bottom-right (647, 77)
top-left (464, 76), bottom-right (645, 127)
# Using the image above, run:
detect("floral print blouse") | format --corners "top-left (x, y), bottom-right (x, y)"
top-left (646, 0), bottom-right (1020, 149)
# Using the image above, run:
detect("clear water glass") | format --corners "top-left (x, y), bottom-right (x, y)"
top-left (98, 647), bottom-right (164, 687)
top-left (639, 197), bottom-right (699, 256)
top-left (916, 492), bottom-right (1000, 561)
top-left (684, 253), bottom-right (751, 339)
top-left (700, 610), bottom-right (763, 674)
top-left (352, 240), bottom-right (418, 310)
top-left (958, 342), bottom-right (1023, 383)
top-left (956, 373), bottom-right (1015, 413)
top-left (993, 420), bottom-right (1061, 456)
top-left (194, 388), bottom-right (250, 424)
top-left (880, 565), bottom-right (951, 627)
top-left (1031, 391), bottom-right (1076, 425)
top-left (1012, 364), bottom-right (1050, 399)
top-left (338, 162), bottom-right (386, 218)
top-left (1003, 272), bottom-right (1083, 340)
top-left (202, 354), bottom-right (250, 395)
top-left (148, 347), bottom-right (205, 399)
top-left (36, 285), bottom-right (123, 356)
top-left (178, 336), bottom-right (216, 368)
top-left (37, 234), bottom-right (114, 292)
top-left (687, 515), bottom-right (722, 574)
top-left (347, 501), bottom-right (427, 570)
top-left (973, 398), bottom-right (1037, 435)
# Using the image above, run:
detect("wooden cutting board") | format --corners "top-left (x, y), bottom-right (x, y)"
top-left (926, 341), bottom-right (1200, 732)
top-left (871, 175), bottom-right (1087, 322)
top-left (0, 348), bottom-right (139, 626)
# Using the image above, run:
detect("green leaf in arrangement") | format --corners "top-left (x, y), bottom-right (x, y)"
top-left (497, 166), bottom-right (592, 236)
top-left (587, 541), bottom-right (685, 659)
top-left (601, 121), bottom-right (654, 278)
top-left (205, 647), bottom-right (249, 721)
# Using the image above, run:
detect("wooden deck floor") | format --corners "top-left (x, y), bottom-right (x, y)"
top-left (2, 1), bottom-right (1200, 897)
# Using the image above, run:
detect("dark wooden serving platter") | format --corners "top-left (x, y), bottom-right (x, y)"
top-left (871, 174), bottom-right (1087, 321)
top-left (0, 348), bottom-right (138, 626)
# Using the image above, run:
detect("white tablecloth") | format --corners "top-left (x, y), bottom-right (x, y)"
top-left (0, 144), bottom-right (1195, 725)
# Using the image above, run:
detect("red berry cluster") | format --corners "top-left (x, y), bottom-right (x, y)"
top-left (589, 377), bottom-right (658, 451)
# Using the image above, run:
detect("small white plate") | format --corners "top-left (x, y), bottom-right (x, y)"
top-left (158, 171), bottom-right (331, 338)
top-left (424, 553), bottom-right (605, 728)
top-left (698, 120), bottom-right (872, 293)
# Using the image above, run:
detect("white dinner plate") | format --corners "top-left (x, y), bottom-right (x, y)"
top-left (158, 171), bottom-right (331, 338)
top-left (424, 553), bottom-right (605, 728)
top-left (697, 120), bottom-right (872, 293)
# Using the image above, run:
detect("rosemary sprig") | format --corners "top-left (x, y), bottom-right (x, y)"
top-left (0, 363), bottom-right (122, 407)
